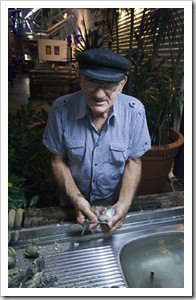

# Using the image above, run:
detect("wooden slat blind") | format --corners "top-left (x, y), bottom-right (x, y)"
top-left (111, 8), bottom-right (184, 69)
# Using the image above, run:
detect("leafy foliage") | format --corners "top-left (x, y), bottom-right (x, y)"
top-left (8, 103), bottom-right (59, 208)
top-left (123, 8), bottom-right (184, 145)
top-left (72, 16), bottom-right (106, 52)
top-left (8, 173), bottom-right (39, 210)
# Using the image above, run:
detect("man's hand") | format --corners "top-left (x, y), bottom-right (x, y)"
top-left (100, 158), bottom-right (141, 233)
top-left (100, 202), bottom-right (129, 233)
top-left (73, 196), bottom-right (98, 230)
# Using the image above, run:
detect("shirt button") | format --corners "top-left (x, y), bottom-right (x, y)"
top-left (95, 163), bottom-right (97, 166)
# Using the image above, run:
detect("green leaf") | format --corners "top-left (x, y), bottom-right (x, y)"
top-left (29, 195), bottom-right (39, 208)
top-left (8, 182), bottom-right (13, 188)
top-left (8, 202), bottom-right (18, 211)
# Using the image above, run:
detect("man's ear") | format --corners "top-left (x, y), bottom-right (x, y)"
top-left (118, 76), bottom-right (127, 93)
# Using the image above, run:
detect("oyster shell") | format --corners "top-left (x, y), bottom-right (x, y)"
top-left (8, 267), bottom-right (25, 287)
top-left (25, 242), bottom-right (39, 258)
top-left (97, 207), bottom-right (115, 223)
top-left (41, 274), bottom-right (58, 288)
top-left (98, 214), bottom-right (110, 223)
top-left (8, 255), bottom-right (16, 269)
top-left (8, 246), bottom-right (16, 257)
top-left (21, 271), bottom-right (58, 288)
top-left (8, 247), bottom-right (16, 269)
top-left (21, 271), bottom-right (43, 288)
top-left (33, 256), bottom-right (45, 272)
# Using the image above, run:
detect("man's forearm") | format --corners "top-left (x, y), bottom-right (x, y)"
top-left (51, 154), bottom-right (84, 205)
top-left (118, 158), bottom-right (142, 210)
top-left (51, 155), bottom-right (98, 225)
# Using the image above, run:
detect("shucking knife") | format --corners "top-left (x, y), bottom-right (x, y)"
top-left (81, 219), bottom-right (90, 236)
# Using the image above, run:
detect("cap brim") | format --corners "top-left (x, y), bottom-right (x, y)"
top-left (79, 67), bottom-right (126, 82)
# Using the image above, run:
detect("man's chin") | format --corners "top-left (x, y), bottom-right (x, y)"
top-left (90, 106), bottom-right (110, 117)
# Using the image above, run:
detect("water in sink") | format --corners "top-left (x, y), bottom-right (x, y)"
top-left (120, 232), bottom-right (184, 288)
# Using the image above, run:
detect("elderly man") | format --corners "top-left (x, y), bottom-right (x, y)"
top-left (42, 48), bottom-right (151, 233)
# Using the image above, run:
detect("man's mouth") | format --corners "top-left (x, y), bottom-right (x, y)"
top-left (92, 97), bottom-right (107, 103)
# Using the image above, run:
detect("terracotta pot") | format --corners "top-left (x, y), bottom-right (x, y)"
top-left (137, 128), bottom-right (184, 196)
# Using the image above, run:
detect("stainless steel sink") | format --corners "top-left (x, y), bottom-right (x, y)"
top-left (9, 206), bottom-right (184, 288)
top-left (120, 232), bottom-right (184, 288)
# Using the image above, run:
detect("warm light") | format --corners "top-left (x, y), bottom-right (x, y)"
top-left (27, 35), bottom-right (34, 39)
top-left (119, 8), bottom-right (126, 19)
top-left (121, 10), bottom-right (126, 17)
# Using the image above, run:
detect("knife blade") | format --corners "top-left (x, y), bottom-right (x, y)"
top-left (81, 219), bottom-right (90, 236)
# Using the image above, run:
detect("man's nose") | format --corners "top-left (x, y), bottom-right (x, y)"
top-left (93, 86), bottom-right (106, 98)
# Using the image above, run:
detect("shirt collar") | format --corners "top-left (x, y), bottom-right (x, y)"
top-left (76, 95), bottom-right (88, 119)
top-left (111, 95), bottom-right (120, 123)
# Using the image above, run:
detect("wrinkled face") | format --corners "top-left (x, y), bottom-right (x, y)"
top-left (79, 73), bottom-right (127, 118)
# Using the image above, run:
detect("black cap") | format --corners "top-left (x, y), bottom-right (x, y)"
top-left (77, 48), bottom-right (131, 82)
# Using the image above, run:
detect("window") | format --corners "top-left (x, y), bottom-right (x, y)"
top-left (54, 46), bottom-right (60, 55)
top-left (46, 45), bottom-right (51, 55)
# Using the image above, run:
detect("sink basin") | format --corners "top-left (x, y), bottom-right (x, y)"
top-left (120, 232), bottom-right (184, 288)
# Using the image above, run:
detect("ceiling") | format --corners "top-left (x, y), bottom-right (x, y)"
top-left (8, 8), bottom-right (76, 40)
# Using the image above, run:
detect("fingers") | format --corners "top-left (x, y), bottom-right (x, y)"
top-left (100, 204), bottom-right (125, 233)
top-left (100, 218), bottom-right (124, 233)
top-left (76, 202), bottom-right (126, 233)
top-left (94, 208), bottom-right (100, 217)
top-left (76, 204), bottom-right (98, 229)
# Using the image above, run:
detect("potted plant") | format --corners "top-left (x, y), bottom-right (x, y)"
top-left (123, 8), bottom-right (184, 195)
top-left (137, 65), bottom-right (184, 195)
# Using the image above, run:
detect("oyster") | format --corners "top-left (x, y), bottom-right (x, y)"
top-left (21, 271), bottom-right (43, 288)
top-left (8, 247), bottom-right (16, 269)
top-left (9, 265), bottom-right (43, 288)
top-left (98, 207), bottom-right (115, 223)
top-left (33, 256), bottom-right (45, 272)
top-left (8, 267), bottom-right (25, 288)
top-left (41, 274), bottom-right (58, 288)
top-left (25, 242), bottom-right (39, 258)
top-left (98, 214), bottom-right (110, 223)
top-left (21, 271), bottom-right (58, 288)
top-left (8, 256), bottom-right (16, 269)
top-left (8, 246), bottom-right (16, 257)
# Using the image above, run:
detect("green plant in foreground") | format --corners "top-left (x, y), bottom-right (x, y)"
top-left (8, 172), bottom-right (39, 211)
top-left (8, 103), bottom-right (59, 208)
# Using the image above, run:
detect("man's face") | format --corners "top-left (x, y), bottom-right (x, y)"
top-left (79, 73), bottom-right (127, 118)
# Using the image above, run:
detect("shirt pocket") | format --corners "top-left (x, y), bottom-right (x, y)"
top-left (109, 142), bottom-right (128, 166)
top-left (65, 138), bottom-right (85, 162)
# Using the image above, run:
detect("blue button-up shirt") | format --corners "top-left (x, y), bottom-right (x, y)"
top-left (43, 90), bottom-right (151, 204)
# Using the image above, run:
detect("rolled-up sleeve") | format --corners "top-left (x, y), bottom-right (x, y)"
top-left (128, 104), bottom-right (151, 159)
top-left (42, 105), bottom-right (66, 156)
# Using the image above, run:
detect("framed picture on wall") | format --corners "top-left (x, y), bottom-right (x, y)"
top-left (54, 46), bottom-right (60, 55)
top-left (46, 45), bottom-right (51, 55)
